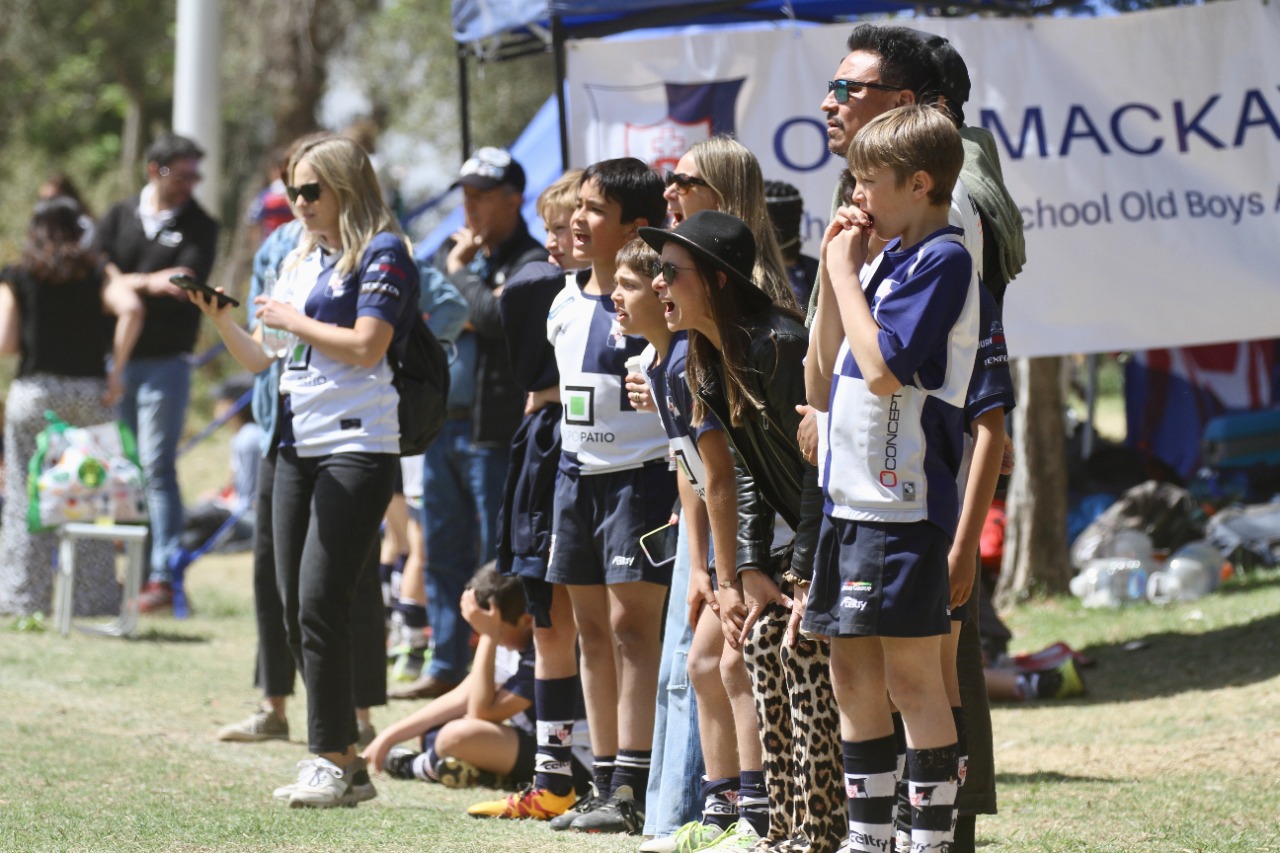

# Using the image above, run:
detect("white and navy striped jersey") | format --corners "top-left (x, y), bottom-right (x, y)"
top-left (644, 332), bottom-right (721, 500)
top-left (822, 226), bottom-right (980, 537)
top-left (547, 274), bottom-right (668, 474)
top-left (955, 285), bottom-right (1016, 505)
top-left (278, 233), bottom-right (417, 457)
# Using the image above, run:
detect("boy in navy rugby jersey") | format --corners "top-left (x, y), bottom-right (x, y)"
top-left (466, 170), bottom-right (591, 822)
top-left (615, 238), bottom-right (773, 851)
top-left (804, 105), bottom-right (980, 853)
top-left (544, 159), bottom-right (675, 834)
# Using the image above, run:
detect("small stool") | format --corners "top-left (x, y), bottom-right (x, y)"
top-left (54, 522), bottom-right (149, 637)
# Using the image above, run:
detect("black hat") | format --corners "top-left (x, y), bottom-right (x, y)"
top-left (764, 180), bottom-right (805, 249)
top-left (905, 31), bottom-right (970, 123)
top-left (638, 210), bottom-right (771, 310)
top-left (452, 146), bottom-right (526, 193)
top-left (927, 36), bottom-right (970, 109)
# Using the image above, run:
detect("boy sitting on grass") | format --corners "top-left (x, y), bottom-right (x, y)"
top-left (362, 563), bottom-right (553, 790)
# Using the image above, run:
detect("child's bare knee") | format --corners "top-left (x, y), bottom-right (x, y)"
top-left (688, 648), bottom-right (721, 689)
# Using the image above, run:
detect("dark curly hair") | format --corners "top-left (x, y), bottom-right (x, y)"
top-left (20, 196), bottom-right (95, 286)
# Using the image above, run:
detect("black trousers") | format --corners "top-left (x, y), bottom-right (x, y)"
top-left (253, 451), bottom-right (388, 708)
top-left (955, 554), bottom-right (997, 817)
top-left (273, 447), bottom-right (396, 753)
top-left (253, 451), bottom-right (296, 698)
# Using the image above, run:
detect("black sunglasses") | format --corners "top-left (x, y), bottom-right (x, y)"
top-left (664, 171), bottom-right (710, 195)
top-left (828, 78), bottom-right (908, 104)
top-left (650, 259), bottom-right (697, 284)
top-left (286, 182), bottom-right (322, 204)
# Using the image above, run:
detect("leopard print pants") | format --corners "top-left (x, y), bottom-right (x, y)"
top-left (742, 597), bottom-right (845, 853)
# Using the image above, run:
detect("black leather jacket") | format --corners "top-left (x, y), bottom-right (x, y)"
top-left (695, 307), bottom-right (823, 581)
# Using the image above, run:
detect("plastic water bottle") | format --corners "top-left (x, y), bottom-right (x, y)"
top-left (624, 353), bottom-right (649, 409)
top-left (1121, 559), bottom-right (1150, 602)
top-left (259, 268), bottom-right (296, 358)
top-left (1073, 557), bottom-right (1149, 608)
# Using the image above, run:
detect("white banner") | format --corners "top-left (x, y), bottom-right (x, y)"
top-left (565, 0), bottom-right (1280, 357)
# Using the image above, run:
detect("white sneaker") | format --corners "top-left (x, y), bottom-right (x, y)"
top-left (697, 819), bottom-right (759, 850)
top-left (276, 757), bottom-right (375, 804)
top-left (286, 757), bottom-right (359, 808)
top-left (638, 833), bottom-right (681, 853)
top-left (218, 708), bottom-right (289, 742)
top-left (273, 759), bottom-right (315, 801)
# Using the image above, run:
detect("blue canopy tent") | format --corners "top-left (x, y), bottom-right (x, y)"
top-left (416, 0), bottom-right (937, 257)
top-left (451, 0), bottom-right (925, 170)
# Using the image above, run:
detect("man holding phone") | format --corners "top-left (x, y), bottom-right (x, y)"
top-left (94, 131), bottom-right (220, 613)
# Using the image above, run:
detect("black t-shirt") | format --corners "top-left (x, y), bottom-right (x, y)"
top-left (92, 194), bottom-right (219, 358)
top-left (1, 264), bottom-right (107, 379)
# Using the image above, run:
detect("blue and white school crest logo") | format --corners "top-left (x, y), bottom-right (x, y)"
top-left (584, 79), bottom-right (745, 170)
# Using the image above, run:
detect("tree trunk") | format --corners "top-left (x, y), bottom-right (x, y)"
top-left (120, 96), bottom-right (143, 197)
top-left (997, 356), bottom-right (1072, 608)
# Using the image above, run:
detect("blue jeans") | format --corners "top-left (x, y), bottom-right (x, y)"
top-left (119, 356), bottom-right (190, 583)
top-left (421, 419), bottom-right (510, 683)
top-left (644, 512), bottom-right (704, 836)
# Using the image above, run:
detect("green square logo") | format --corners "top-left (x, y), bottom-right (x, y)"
top-left (564, 385), bottom-right (594, 426)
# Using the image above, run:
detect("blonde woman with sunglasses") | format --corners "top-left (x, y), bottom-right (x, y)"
top-left (193, 134), bottom-right (420, 808)
top-left (662, 136), bottom-right (797, 312)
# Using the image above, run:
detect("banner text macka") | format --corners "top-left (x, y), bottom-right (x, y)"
top-left (567, 0), bottom-right (1280, 357)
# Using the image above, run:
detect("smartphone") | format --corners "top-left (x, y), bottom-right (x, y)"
top-left (170, 274), bottom-right (239, 308)
top-left (639, 521), bottom-right (679, 568)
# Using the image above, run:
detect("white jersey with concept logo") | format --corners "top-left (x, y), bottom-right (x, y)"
top-left (822, 227), bottom-right (979, 538)
top-left (547, 274), bottom-right (668, 474)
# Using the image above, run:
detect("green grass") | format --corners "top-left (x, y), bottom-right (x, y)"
top-left (4, 416), bottom-right (1280, 853)
top-left (4, 563), bottom-right (1278, 851)
top-left (986, 568), bottom-right (1280, 852)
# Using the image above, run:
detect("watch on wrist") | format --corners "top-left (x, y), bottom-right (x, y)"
top-left (718, 578), bottom-right (737, 588)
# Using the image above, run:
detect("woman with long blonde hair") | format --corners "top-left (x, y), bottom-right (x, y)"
top-left (662, 136), bottom-right (796, 311)
top-left (193, 134), bottom-right (420, 808)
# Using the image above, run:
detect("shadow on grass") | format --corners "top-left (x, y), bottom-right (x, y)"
top-left (1066, 611), bottom-right (1280, 704)
top-left (124, 627), bottom-right (211, 643)
top-left (995, 770), bottom-right (1112, 785)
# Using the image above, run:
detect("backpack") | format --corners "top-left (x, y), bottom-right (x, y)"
top-left (388, 314), bottom-right (451, 456)
top-left (1070, 480), bottom-right (1206, 568)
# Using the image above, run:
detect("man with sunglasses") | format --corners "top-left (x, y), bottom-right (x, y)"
top-left (391, 147), bottom-right (545, 702)
top-left (94, 132), bottom-right (219, 614)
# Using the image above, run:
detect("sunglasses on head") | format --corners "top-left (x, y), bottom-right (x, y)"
top-left (664, 171), bottom-right (710, 195)
top-left (158, 166), bottom-right (202, 183)
top-left (827, 78), bottom-right (908, 104)
top-left (650, 259), bottom-right (697, 284)
top-left (286, 182), bottom-right (322, 204)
